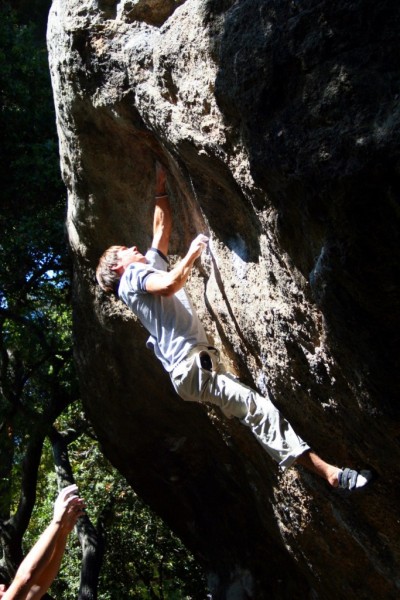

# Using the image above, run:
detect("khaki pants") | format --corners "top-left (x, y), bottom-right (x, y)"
top-left (170, 345), bottom-right (309, 468)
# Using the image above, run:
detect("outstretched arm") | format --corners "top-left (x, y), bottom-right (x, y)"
top-left (2, 485), bottom-right (85, 600)
top-left (145, 234), bottom-right (209, 296)
top-left (24, 531), bottom-right (69, 600)
top-left (151, 163), bottom-right (172, 257)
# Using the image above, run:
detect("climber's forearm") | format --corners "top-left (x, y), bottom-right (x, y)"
top-left (152, 163), bottom-right (171, 256)
top-left (145, 233), bottom-right (209, 296)
top-left (145, 252), bottom-right (197, 296)
top-left (152, 195), bottom-right (172, 256)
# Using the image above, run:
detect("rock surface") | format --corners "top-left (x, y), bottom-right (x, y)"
top-left (47, 0), bottom-right (400, 598)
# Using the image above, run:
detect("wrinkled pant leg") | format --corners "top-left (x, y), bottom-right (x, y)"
top-left (171, 353), bottom-right (309, 468)
top-left (240, 388), bottom-right (310, 468)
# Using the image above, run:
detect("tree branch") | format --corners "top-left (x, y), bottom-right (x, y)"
top-left (50, 426), bottom-right (105, 600)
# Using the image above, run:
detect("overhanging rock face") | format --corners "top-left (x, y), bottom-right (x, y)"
top-left (47, 1), bottom-right (400, 598)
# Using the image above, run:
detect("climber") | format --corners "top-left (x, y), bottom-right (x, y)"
top-left (96, 163), bottom-right (372, 492)
top-left (0, 485), bottom-right (85, 600)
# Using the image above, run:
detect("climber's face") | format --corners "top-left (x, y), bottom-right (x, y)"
top-left (113, 246), bottom-right (147, 272)
top-left (0, 584), bottom-right (7, 598)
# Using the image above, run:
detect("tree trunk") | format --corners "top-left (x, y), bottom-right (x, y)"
top-left (50, 426), bottom-right (104, 600)
top-left (0, 431), bottom-right (44, 583)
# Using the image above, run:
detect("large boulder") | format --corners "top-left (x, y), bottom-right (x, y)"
top-left (47, 0), bottom-right (400, 598)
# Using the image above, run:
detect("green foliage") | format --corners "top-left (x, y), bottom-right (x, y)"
top-left (0, 3), bottom-right (72, 412)
top-left (0, 0), bottom-right (74, 555)
top-left (97, 481), bottom-right (207, 600)
top-left (0, 4), bottom-right (208, 598)
top-left (26, 434), bottom-right (208, 600)
top-left (0, 3), bottom-right (67, 308)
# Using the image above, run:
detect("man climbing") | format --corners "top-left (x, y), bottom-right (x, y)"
top-left (96, 163), bottom-right (372, 492)
top-left (0, 485), bottom-right (85, 599)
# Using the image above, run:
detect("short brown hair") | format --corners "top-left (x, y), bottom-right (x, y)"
top-left (96, 245), bottom-right (125, 294)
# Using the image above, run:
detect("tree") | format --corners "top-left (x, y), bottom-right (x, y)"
top-left (0, 7), bottom-right (207, 599)
top-left (22, 415), bottom-right (207, 600)
top-left (0, 1), bottom-right (76, 587)
top-left (48, 430), bottom-right (207, 600)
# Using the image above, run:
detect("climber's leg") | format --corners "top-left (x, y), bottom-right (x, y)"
top-left (171, 346), bottom-right (309, 467)
top-left (295, 451), bottom-right (373, 489)
top-left (295, 450), bottom-right (340, 486)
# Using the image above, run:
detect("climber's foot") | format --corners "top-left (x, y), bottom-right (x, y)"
top-left (336, 467), bottom-right (373, 491)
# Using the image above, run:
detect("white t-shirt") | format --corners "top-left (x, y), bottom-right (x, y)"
top-left (118, 248), bottom-right (208, 372)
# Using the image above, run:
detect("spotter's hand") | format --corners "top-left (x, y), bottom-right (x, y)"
top-left (53, 484), bottom-right (86, 532)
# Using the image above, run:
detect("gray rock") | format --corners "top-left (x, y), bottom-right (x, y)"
top-left (48, 0), bottom-right (400, 597)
